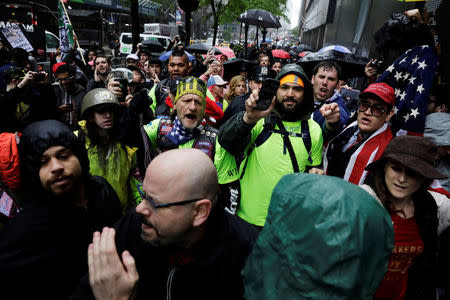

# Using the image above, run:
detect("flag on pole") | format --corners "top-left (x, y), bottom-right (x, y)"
top-left (376, 45), bottom-right (438, 135)
top-left (58, 0), bottom-right (74, 61)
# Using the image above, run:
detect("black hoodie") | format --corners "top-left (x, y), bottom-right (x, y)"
top-left (0, 120), bottom-right (122, 300)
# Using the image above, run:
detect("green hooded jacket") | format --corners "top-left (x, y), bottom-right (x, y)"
top-left (243, 174), bottom-right (394, 299)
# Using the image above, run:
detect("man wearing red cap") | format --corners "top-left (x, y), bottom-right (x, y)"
top-left (322, 82), bottom-right (396, 185)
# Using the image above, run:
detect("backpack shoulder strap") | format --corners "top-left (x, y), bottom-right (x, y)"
top-left (301, 120), bottom-right (313, 164)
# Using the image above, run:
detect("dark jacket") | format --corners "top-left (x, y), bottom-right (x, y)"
top-left (71, 209), bottom-right (258, 300)
top-left (52, 83), bottom-right (86, 126)
top-left (0, 120), bottom-right (122, 300)
top-left (86, 78), bottom-right (106, 92)
top-left (222, 91), bottom-right (250, 125)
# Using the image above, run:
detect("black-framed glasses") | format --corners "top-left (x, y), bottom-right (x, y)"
top-left (137, 183), bottom-right (202, 209)
top-left (358, 100), bottom-right (386, 117)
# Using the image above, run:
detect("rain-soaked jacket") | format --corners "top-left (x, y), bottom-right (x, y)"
top-left (76, 120), bottom-right (140, 213)
top-left (242, 173), bottom-right (394, 299)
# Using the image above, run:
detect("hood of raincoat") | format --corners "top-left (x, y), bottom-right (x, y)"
top-left (242, 173), bottom-right (394, 299)
top-left (20, 120), bottom-right (90, 194)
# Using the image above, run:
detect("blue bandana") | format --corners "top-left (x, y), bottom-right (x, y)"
top-left (166, 117), bottom-right (202, 145)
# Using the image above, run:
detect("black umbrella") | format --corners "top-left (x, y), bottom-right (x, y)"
top-left (222, 58), bottom-right (258, 81)
top-left (294, 44), bottom-right (313, 52)
top-left (141, 40), bottom-right (165, 56)
top-left (298, 50), bottom-right (369, 79)
top-left (186, 43), bottom-right (222, 54)
top-left (237, 9), bottom-right (282, 28)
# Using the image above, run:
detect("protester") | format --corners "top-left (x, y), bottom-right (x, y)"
top-left (243, 173), bottom-right (394, 299)
top-left (0, 120), bottom-right (121, 300)
top-left (143, 58), bottom-right (162, 87)
top-left (125, 54), bottom-right (139, 67)
top-left (362, 136), bottom-right (450, 299)
top-left (207, 75), bottom-right (228, 110)
top-left (53, 63), bottom-right (86, 130)
top-left (271, 59), bottom-right (283, 74)
top-left (71, 148), bottom-right (258, 300)
top-left (322, 82), bottom-right (395, 184)
top-left (258, 53), bottom-right (270, 67)
top-left (200, 58), bottom-right (223, 83)
top-left (219, 64), bottom-right (323, 227)
top-left (224, 75), bottom-right (247, 107)
top-left (148, 49), bottom-right (191, 117)
top-left (77, 89), bottom-right (140, 213)
top-left (311, 60), bottom-right (349, 138)
top-left (143, 77), bottom-right (239, 211)
top-left (86, 55), bottom-right (111, 91)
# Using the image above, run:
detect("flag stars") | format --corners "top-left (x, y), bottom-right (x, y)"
top-left (399, 91), bottom-right (407, 101)
top-left (394, 88), bottom-right (401, 97)
top-left (410, 108), bottom-right (420, 118)
top-left (399, 57), bottom-right (407, 65)
top-left (393, 106), bottom-right (399, 115)
top-left (417, 60), bottom-right (427, 70)
top-left (394, 71), bottom-right (403, 81)
top-left (386, 64), bottom-right (395, 73)
top-left (403, 72), bottom-right (410, 81)
top-left (411, 56), bottom-right (419, 65)
top-left (417, 84), bottom-right (425, 94)
top-left (403, 113), bottom-right (410, 122)
top-left (408, 76), bottom-right (416, 85)
top-left (421, 45), bottom-right (429, 49)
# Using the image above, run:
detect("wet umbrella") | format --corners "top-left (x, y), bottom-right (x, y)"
top-left (298, 51), bottom-right (311, 58)
top-left (159, 50), bottom-right (195, 62)
top-left (186, 43), bottom-right (221, 54)
top-left (215, 46), bottom-right (236, 59)
top-left (272, 49), bottom-right (290, 59)
top-left (222, 58), bottom-right (258, 81)
top-left (318, 45), bottom-right (351, 54)
top-left (141, 40), bottom-right (165, 56)
top-left (294, 44), bottom-right (313, 52)
top-left (298, 49), bottom-right (368, 79)
top-left (237, 9), bottom-right (282, 28)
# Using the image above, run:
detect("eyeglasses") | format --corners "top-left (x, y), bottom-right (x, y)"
top-left (358, 100), bottom-right (387, 117)
top-left (136, 183), bottom-right (203, 209)
top-left (56, 76), bottom-right (74, 82)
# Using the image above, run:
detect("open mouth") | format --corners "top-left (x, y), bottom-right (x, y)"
top-left (185, 114), bottom-right (197, 120)
top-left (394, 183), bottom-right (407, 190)
top-left (360, 117), bottom-right (371, 124)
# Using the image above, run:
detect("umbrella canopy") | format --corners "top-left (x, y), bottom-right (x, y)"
top-left (158, 50), bottom-right (195, 62)
top-left (186, 43), bottom-right (221, 54)
top-left (298, 49), bottom-right (368, 79)
top-left (294, 44), bottom-right (313, 52)
top-left (272, 49), bottom-right (290, 59)
top-left (141, 40), bottom-right (165, 56)
top-left (222, 58), bottom-right (258, 81)
top-left (298, 51), bottom-right (311, 58)
top-left (237, 9), bottom-right (282, 29)
top-left (214, 46), bottom-right (236, 59)
top-left (318, 45), bottom-right (352, 54)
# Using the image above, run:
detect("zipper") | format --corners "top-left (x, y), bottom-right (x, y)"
top-left (166, 267), bottom-right (178, 300)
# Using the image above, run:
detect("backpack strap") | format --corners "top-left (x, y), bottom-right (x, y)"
top-left (240, 116), bottom-right (312, 179)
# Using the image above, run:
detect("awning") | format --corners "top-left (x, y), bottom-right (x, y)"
top-left (67, 9), bottom-right (97, 17)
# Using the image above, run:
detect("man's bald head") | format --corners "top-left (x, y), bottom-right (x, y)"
top-left (144, 149), bottom-right (218, 205)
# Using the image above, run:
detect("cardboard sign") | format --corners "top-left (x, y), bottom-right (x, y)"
top-left (0, 24), bottom-right (34, 52)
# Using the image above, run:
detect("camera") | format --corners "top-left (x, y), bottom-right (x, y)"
top-left (33, 72), bottom-right (46, 82)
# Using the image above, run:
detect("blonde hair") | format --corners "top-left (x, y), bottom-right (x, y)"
top-left (224, 75), bottom-right (246, 103)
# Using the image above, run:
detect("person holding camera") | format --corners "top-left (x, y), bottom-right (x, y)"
top-left (0, 66), bottom-right (58, 133)
top-left (218, 64), bottom-right (323, 227)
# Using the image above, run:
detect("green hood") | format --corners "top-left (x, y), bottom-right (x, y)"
top-left (243, 174), bottom-right (393, 299)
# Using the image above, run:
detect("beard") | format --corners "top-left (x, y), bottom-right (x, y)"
top-left (276, 97), bottom-right (309, 122)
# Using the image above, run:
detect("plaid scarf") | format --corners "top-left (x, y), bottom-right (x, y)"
top-left (166, 117), bottom-right (203, 145)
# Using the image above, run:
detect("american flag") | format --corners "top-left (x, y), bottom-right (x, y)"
top-left (376, 45), bottom-right (438, 135)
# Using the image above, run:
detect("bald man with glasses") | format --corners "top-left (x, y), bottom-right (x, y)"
top-left (71, 148), bottom-right (258, 300)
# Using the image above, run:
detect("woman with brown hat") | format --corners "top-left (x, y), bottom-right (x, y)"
top-left (361, 135), bottom-right (449, 299)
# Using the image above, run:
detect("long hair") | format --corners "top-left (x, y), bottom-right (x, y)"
top-left (369, 158), bottom-right (438, 295)
top-left (84, 107), bottom-right (123, 171)
top-left (224, 75), bottom-right (246, 104)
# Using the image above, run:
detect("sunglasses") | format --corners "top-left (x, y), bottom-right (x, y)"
top-left (136, 183), bottom-right (203, 209)
top-left (358, 100), bottom-right (387, 117)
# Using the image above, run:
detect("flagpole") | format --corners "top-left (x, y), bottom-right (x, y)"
top-left (59, 0), bottom-right (86, 65)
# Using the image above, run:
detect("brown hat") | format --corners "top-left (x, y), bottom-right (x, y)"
top-left (365, 136), bottom-right (447, 179)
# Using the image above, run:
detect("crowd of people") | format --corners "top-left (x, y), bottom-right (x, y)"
top-left (0, 7), bottom-right (449, 300)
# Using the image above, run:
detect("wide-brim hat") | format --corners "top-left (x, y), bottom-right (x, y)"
top-left (365, 136), bottom-right (447, 179)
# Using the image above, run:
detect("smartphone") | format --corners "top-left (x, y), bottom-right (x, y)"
top-left (33, 72), bottom-right (46, 82)
top-left (340, 88), bottom-right (360, 101)
top-left (256, 78), bottom-right (280, 110)
top-left (111, 70), bottom-right (128, 101)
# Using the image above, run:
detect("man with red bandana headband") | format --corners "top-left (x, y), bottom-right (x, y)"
top-left (218, 64), bottom-right (324, 228)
